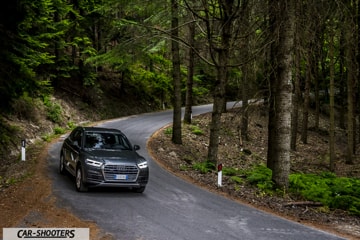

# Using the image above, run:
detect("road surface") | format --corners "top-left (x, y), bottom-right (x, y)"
top-left (47, 103), bottom-right (344, 240)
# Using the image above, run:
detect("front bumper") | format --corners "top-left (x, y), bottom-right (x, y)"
top-left (84, 164), bottom-right (149, 188)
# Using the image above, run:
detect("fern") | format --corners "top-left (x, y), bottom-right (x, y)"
top-left (289, 172), bottom-right (360, 215)
top-left (193, 161), bottom-right (215, 174)
top-left (246, 165), bottom-right (273, 191)
top-left (230, 176), bottom-right (244, 184)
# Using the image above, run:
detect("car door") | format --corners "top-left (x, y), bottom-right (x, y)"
top-left (65, 128), bottom-right (83, 175)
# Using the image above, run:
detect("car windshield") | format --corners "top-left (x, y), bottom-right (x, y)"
top-left (84, 132), bottom-right (132, 150)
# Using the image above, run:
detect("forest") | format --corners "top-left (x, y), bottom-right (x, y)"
top-left (0, 0), bottom-right (359, 215)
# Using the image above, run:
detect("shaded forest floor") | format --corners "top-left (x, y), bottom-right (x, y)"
top-left (148, 104), bottom-right (360, 240)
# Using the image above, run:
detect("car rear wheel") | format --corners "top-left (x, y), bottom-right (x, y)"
top-left (59, 154), bottom-right (67, 175)
top-left (76, 166), bottom-right (88, 192)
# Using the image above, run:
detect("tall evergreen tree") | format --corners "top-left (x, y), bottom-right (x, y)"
top-left (0, 0), bottom-right (60, 110)
top-left (0, 0), bottom-right (26, 110)
top-left (184, 0), bottom-right (246, 166)
top-left (171, 0), bottom-right (182, 144)
top-left (329, 19), bottom-right (336, 172)
top-left (184, 17), bottom-right (196, 124)
top-left (267, 0), bottom-right (295, 189)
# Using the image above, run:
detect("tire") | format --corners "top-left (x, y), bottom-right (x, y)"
top-left (133, 186), bottom-right (146, 193)
top-left (59, 154), bottom-right (67, 175)
top-left (75, 165), bottom-right (88, 192)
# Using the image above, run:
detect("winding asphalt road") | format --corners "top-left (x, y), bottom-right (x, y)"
top-left (47, 103), bottom-right (345, 240)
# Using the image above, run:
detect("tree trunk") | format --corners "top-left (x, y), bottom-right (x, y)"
top-left (240, 3), bottom-right (251, 142)
top-left (345, 5), bottom-right (356, 164)
top-left (207, 0), bottom-right (233, 166)
top-left (291, 40), bottom-right (300, 151)
top-left (314, 58), bottom-right (320, 131)
top-left (290, 1), bottom-right (301, 151)
top-left (338, 29), bottom-right (346, 129)
top-left (184, 19), bottom-right (195, 124)
top-left (301, 5), bottom-right (317, 144)
top-left (346, 55), bottom-right (355, 164)
top-left (241, 68), bottom-right (249, 141)
top-left (357, 0), bottom-right (360, 145)
top-left (267, 0), bottom-right (295, 189)
top-left (208, 65), bottom-right (227, 165)
top-left (301, 61), bottom-right (310, 144)
top-left (329, 24), bottom-right (335, 172)
top-left (171, 0), bottom-right (182, 144)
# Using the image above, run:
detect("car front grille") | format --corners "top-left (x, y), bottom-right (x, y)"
top-left (103, 164), bottom-right (139, 182)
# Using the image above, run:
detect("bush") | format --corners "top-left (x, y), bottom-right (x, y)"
top-left (164, 127), bottom-right (172, 135)
top-left (289, 172), bottom-right (360, 215)
top-left (11, 94), bottom-right (43, 123)
top-left (189, 125), bottom-right (203, 135)
top-left (67, 121), bottom-right (76, 130)
top-left (54, 126), bottom-right (65, 134)
top-left (246, 165), bottom-right (273, 191)
top-left (0, 118), bottom-right (19, 157)
top-left (43, 97), bottom-right (63, 124)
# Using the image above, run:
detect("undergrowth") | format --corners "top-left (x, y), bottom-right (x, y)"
top-left (192, 161), bottom-right (360, 216)
top-left (289, 172), bottom-right (360, 215)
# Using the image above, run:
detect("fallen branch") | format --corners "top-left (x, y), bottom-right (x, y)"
top-left (283, 201), bottom-right (323, 207)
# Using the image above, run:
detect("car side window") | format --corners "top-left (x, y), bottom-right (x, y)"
top-left (71, 129), bottom-right (83, 147)
top-left (118, 135), bottom-right (131, 150)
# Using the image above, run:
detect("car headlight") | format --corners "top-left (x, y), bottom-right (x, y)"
top-left (137, 160), bottom-right (148, 169)
top-left (85, 158), bottom-right (103, 168)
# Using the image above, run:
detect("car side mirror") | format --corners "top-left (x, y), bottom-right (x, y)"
top-left (133, 145), bottom-right (140, 151)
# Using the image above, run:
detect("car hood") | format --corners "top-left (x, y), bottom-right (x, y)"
top-left (85, 149), bottom-right (142, 164)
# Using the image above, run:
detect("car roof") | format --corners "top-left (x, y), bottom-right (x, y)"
top-left (80, 127), bottom-right (123, 134)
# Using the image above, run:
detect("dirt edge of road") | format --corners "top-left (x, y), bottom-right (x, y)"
top-left (0, 139), bottom-right (115, 240)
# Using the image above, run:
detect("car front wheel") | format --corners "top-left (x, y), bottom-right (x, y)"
top-left (133, 186), bottom-right (146, 193)
top-left (76, 166), bottom-right (88, 192)
top-left (59, 154), bottom-right (67, 175)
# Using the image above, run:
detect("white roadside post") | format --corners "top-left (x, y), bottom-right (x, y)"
top-left (21, 139), bottom-right (26, 161)
top-left (217, 163), bottom-right (223, 187)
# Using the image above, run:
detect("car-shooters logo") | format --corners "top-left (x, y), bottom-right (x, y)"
top-left (3, 228), bottom-right (89, 240)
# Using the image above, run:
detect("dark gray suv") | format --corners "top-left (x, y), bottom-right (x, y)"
top-left (60, 127), bottom-right (149, 193)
